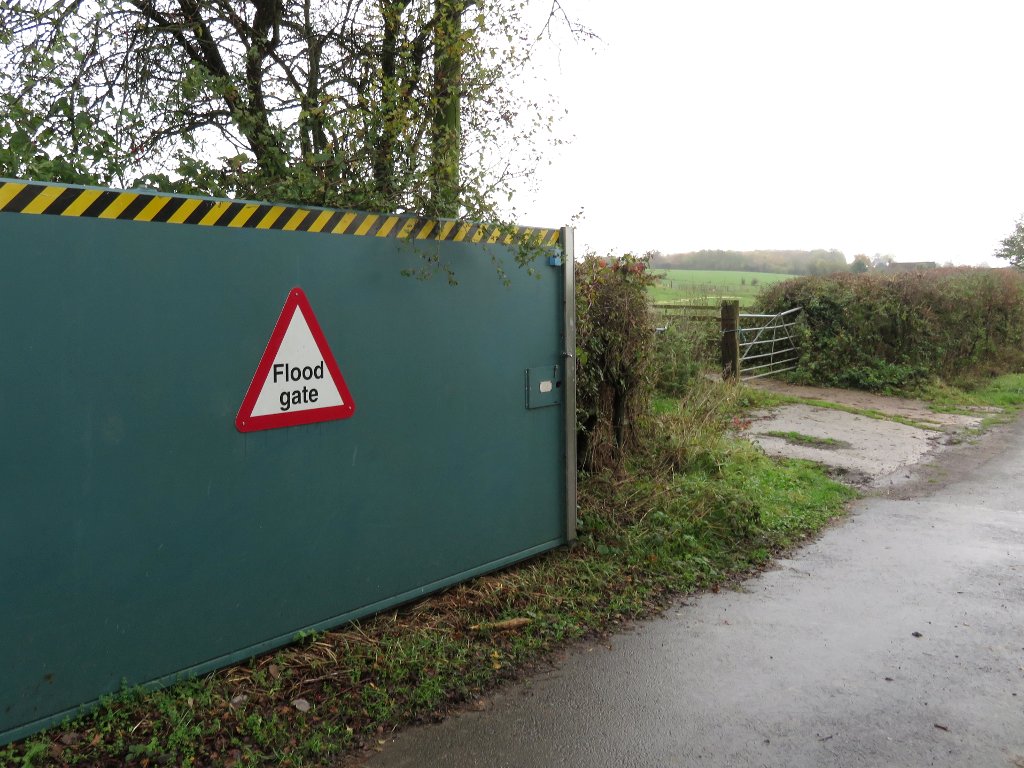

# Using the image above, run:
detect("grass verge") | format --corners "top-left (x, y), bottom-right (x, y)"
top-left (761, 372), bottom-right (1024, 432)
top-left (752, 373), bottom-right (1024, 432)
top-left (917, 373), bottom-right (1024, 427)
top-left (2, 381), bottom-right (855, 768)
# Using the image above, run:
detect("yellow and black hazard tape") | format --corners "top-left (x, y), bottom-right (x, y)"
top-left (0, 179), bottom-right (561, 247)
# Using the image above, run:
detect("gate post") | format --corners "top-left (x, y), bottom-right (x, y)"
top-left (721, 300), bottom-right (740, 380)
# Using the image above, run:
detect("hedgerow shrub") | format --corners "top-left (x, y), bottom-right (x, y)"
top-left (576, 253), bottom-right (655, 472)
top-left (755, 268), bottom-right (1024, 391)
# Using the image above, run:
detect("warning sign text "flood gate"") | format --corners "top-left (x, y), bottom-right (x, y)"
top-left (235, 288), bottom-right (355, 432)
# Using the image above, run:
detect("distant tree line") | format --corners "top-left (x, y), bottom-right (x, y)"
top-left (650, 249), bottom-right (848, 275)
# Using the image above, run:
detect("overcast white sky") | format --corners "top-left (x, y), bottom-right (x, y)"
top-left (512, 0), bottom-right (1024, 266)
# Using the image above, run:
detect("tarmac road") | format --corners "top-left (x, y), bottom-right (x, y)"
top-left (363, 417), bottom-right (1024, 768)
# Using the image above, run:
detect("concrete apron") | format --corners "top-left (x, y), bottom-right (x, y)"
top-left (748, 404), bottom-right (951, 489)
top-left (362, 418), bottom-right (1024, 768)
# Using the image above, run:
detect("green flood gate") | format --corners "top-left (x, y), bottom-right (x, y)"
top-left (0, 179), bottom-right (576, 745)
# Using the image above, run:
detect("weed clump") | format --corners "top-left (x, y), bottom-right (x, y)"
top-left (651, 320), bottom-right (718, 396)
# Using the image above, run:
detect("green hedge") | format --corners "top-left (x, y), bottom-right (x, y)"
top-left (755, 268), bottom-right (1024, 391)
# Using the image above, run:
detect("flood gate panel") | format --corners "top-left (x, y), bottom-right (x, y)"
top-left (0, 180), bottom-right (571, 744)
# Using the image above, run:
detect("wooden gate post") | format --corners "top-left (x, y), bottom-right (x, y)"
top-left (721, 300), bottom-right (740, 380)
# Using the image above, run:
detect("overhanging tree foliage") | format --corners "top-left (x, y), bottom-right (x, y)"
top-left (0, 0), bottom-right (565, 220)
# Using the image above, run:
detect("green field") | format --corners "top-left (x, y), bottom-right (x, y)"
top-left (649, 269), bottom-right (797, 307)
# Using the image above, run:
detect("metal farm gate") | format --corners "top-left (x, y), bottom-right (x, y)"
top-left (720, 301), bottom-right (802, 380)
top-left (0, 178), bottom-right (576, 745)
top-left (738, 307), bottom-right (802, 380)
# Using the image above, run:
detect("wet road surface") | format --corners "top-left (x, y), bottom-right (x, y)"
top-left (364, 418), bottom-right (1024, 768)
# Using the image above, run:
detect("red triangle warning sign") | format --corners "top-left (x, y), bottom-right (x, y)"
top-left (235, 287), bottom-right (355, 432)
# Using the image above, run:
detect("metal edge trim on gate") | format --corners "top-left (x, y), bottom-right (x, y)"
top-left (560, 226), bottom-right (578, 543)
top-left (0, 178), bottom-right (561, 247)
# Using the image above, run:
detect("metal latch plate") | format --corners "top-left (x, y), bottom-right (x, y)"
top-left (526, 365), bottom-right (562, 409)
